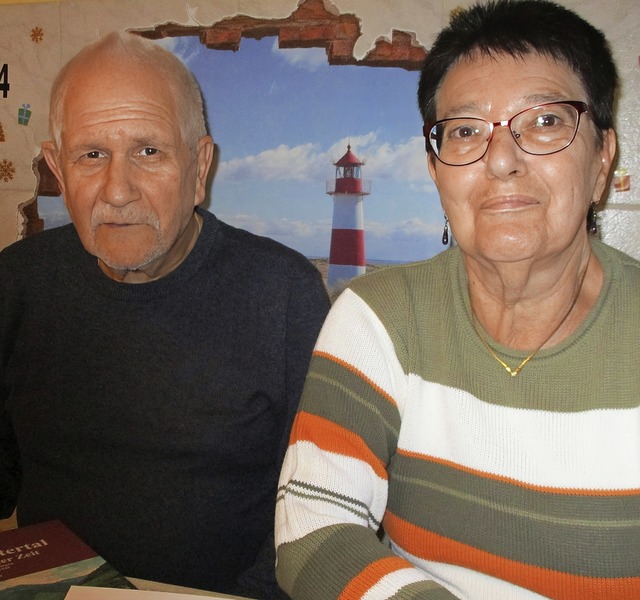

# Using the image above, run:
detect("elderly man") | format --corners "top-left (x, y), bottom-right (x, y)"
top-left (0, 32), bottom-right (329, 598)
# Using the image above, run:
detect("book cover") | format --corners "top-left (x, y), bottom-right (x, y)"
top-left (0, 520), bottom-right (135, 599)
top-left (66, 585), bottom-right (244, 599)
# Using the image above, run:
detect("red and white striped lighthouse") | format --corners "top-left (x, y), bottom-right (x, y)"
top-left (326, 144), bottom-right (371, 290)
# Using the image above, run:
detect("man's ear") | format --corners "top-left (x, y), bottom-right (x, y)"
top-left (41, 141), bottom-right (66, 194)
top-left (194, 135), bottom-right (215, 207)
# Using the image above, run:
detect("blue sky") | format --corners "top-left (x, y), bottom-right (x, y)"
top-left (40, 35), bottom-right (445, 262)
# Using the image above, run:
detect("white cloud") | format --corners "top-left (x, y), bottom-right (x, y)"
top-left (154, 37), bottom-right (178, 53)
top-left (217, 211), bottom-right (442, 262)
top-left (271, 39), bottom-right (328, 71)
top-left (155, 37), bottom-right (200, 67)
top-left (217, 143), bottom-right (326, 182)
top-left (220, 212), bottom-right (330, 238)
top-left (344, 136), bottom-right (430, 183)
top-left (366, 216), bottom-right (441, 240)
top-left (217, 133), bottom-right (433, 185)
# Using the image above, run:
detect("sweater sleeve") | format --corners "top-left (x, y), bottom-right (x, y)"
top-left (237, 262), bottom-right (330, 600)
top-left (0, 260), bottom-right (21, 519)
top-left (0, 402), bottom-right (20, 519)
top-left (275, 288), bottom-right (457, 600)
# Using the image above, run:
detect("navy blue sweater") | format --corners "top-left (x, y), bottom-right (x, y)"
top-left (0, 208), bottom-right (330, 598)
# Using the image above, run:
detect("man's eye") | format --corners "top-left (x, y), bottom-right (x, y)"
top-left (85, 151), bottom-right (103, 159)
top-left (139, 147), bottom-right (159, 156)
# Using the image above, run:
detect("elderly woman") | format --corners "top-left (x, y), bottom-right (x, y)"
top-left (275, 1), bottom-right (640, 598)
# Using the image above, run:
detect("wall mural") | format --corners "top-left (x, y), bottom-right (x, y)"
top-left (36, 0), bottom-right (448, 287)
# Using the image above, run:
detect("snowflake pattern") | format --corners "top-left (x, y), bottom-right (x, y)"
top-left (0, 159), bottom-right (16, 182)
top-left (31, 27), bottom-right (44, 43)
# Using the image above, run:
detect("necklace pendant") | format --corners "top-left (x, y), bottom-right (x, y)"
top-left (504, 365), bottom-right (519, 377)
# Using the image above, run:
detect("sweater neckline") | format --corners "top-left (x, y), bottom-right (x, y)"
top-left (79, 207), bottom-right (219, 301)
top-left (454, 239), bottom-right (615, 362)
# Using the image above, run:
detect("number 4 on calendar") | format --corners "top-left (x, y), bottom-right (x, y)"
top-left (0, 64), bottom-right (10, 98)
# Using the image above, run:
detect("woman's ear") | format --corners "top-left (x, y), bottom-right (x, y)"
top-left (592, 128), bottom-right (617, 203)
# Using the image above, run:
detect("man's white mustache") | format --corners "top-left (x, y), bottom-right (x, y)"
top-left (91, 209), bottom-right (159, 229)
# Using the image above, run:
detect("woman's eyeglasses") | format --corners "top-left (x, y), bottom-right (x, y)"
top-left (424, 101), bottom-right (588, 166)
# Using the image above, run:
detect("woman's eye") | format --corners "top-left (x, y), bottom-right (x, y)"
top-left (535, 114), bottom-right (560, 127)
top-left (450, 125), bottom-right (479, 140)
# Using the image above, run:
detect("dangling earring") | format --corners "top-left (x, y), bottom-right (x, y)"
top-left (587, 203), bottom-right (598, 235)
top-left (442, 215), bottom-right (450, 246)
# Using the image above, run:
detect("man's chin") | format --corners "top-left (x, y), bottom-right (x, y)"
top-left (92, 230), bottom-right (163, 272)
top-left (94, 246), bottom-right (163, 274)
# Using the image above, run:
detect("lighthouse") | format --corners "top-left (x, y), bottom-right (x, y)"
top-left (326, 144), bottom-right (371, 290)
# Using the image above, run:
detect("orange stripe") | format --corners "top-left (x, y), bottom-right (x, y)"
top-left (397, 448), bottom-right (640, 497)
top-left (289, 411), bottom-right (388, 480)
top-left (338, 556), bottom-right (411, 600)
top-left (313, 350), bottom-right (398, 409)
top-left (384, 512), bottom-right (640, 600)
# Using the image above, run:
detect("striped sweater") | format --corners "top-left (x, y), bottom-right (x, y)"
top-left (275, 240), bottom-right (640, 600)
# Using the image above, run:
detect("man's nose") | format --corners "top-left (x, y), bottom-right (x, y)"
top-left (101, 156), bottom-right (138, 206)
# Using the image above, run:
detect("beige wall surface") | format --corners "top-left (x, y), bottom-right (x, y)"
top-left (1, 0), bottom-right (638, 255)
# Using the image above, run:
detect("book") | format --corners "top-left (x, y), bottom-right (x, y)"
top-left (66, 585), bottom-right (245, 599)
top-left (0, 520), bottom-right (135, 599)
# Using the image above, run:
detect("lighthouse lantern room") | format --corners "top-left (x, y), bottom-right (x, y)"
top-left (326, 144), bottom-right (371, 290)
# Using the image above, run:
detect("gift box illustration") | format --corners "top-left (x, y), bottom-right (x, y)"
top-left (613, 167), bottom-right (630, 193)
top-left (18, 104), bottom-right (31, 125)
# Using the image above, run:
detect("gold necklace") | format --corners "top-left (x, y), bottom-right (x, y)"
top-left (473, 320), bottom-right (543, 376)
top-left (471, 270), bottom-right (587, 377)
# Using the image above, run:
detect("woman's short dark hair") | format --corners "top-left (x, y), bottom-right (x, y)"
top-left (417, 0), bottom-right (618, 139)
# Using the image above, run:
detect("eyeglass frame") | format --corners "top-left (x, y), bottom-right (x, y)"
top-left (423, 100), bottom-right (589, 167)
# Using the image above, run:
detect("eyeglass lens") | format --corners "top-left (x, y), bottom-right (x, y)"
top-left (429, 102), bottom-right (583, 166)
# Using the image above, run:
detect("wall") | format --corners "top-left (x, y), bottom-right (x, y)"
top-left (1, 0), bottom-right (638, 254)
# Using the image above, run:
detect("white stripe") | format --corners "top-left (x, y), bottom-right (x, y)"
top-left (360, 567), bottom-right (433, 600)
top-left (401, 377), bottom-right (640, 490)
top-left (328, 265), bottom-right (366, 288)
top-left (331, 196), bottom-right (365, 229)
top-left (276, 440), bottom-right (388, 545)
top-left (315, 291), bottom-right (640, 490)
top-left (315, 289), bottom-right (407, 409)
top-left (390, 542), bottom-right (549, 600)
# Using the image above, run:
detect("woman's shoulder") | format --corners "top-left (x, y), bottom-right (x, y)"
top-left (348, 248), bottom-right (460, 296)
top-left (342, 248), bottom-right (461, 322)
top-left (593, 238), bottom-right (640, 285)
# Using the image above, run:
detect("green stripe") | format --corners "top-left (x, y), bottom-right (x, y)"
top-left (300, 354), bottom-right (400, 465)
top-left (348, 244), bottom-right (640, 412)
top-left (277, 524), bottom-right (390, 600)
top-left (276, 524), bottom-right (457, 599)
top-left (386, 453), bottom-right (640, 577)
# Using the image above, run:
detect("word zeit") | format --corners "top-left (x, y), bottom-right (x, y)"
top-left (0, 538), bottom-right (47, 562)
